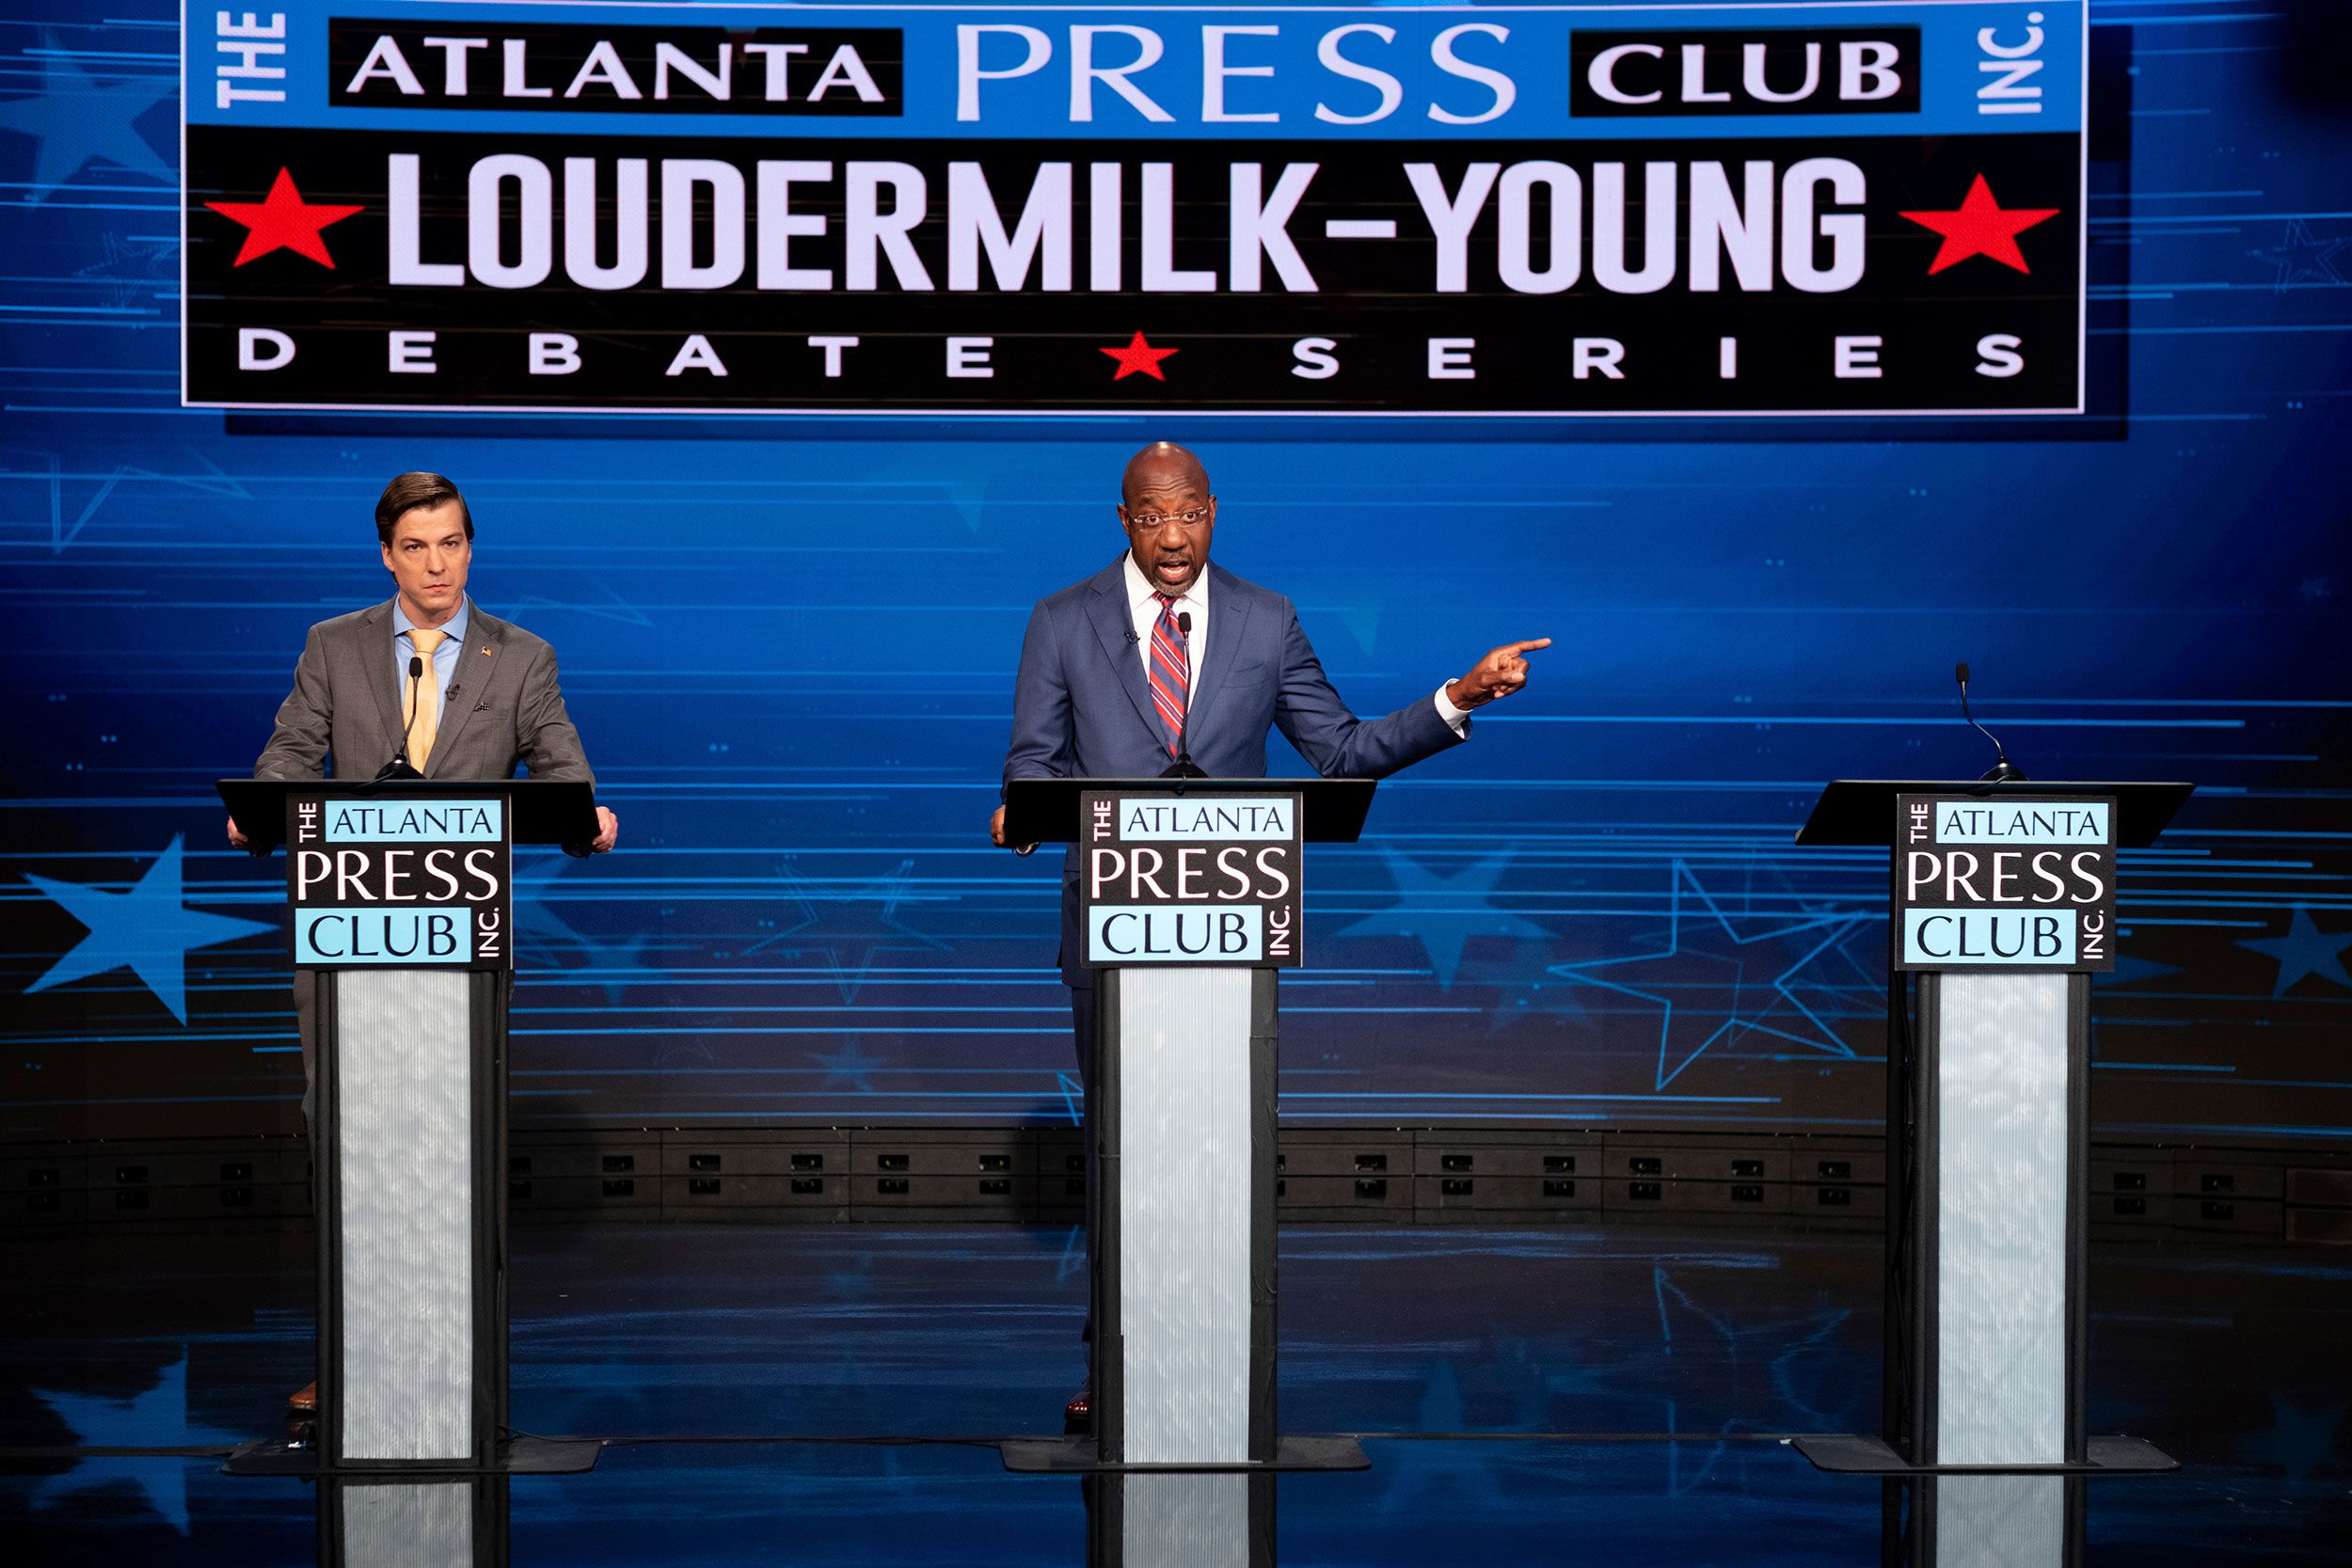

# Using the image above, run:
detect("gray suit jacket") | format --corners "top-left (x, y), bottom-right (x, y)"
top-left (253, 597), bottom-right (596, 787)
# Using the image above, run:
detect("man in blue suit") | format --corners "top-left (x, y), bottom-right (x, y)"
top-left (991, 440), bottom-right (1546, 1425)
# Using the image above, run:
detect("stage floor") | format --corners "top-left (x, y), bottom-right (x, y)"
top-left (3, 1223), bottom-right (2345, 1564)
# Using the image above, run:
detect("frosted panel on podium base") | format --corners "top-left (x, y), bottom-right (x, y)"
top-left (334, 969), bottom-right (475, 1462)
top-left (1115, 965), bottom-right (1254, 1465)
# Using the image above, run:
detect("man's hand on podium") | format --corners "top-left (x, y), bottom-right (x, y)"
top-left (226, 814), bottom-right (250, 851)
top-left (989, 804), bottom-right (1038, 856)
top-left (564, 806), bottom-right (620, 857)
top-left (1445, 639), bottom-right (1552, 711)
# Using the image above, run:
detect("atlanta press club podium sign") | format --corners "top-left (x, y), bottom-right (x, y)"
top-left (286, 793), bottom-right (513, 970)
top-left (1893, 793), bottom-right (2114, 973)
top-left (1081, 788), bottom-right (1303, 967)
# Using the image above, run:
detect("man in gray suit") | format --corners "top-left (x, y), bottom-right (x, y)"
top-left (230, 469), bottom-right (616, 1415)
top-left (235, 471), bottom-right (620, 806)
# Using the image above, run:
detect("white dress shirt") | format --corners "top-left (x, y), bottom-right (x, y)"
top-left (1120, 556), bottom-right (1470, 736)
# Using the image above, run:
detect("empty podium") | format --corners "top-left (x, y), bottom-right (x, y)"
top-left (999, 778), bottom-right (1373, 1482)
top-left (1791, 781), bottom-right (2189, 1560)
top-left (220, 777), bottom-right (599, 1477)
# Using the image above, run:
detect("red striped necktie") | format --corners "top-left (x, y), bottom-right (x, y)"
top-left (1147, 593), bottom-right (1190, 758)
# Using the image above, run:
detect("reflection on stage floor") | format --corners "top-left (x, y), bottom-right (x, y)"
top-left (3, 1223), bottom-right (2345, 1564)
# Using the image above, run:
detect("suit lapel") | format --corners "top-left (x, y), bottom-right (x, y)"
top-left (423, 604), bottom-right (506, 778)
top-left (1085, 561), bottom-right (1166, 751)
top-left (358, 601), bottom-right (407, 754)
top-left (1180, 563), bottom-right (1252, 749)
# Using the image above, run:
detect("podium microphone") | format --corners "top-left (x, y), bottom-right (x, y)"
top-left (1955, 661), bottom-right (2026, 783)
top-left (1160, 610), bottom-right (1207, 779)
top-left (375, 655), bottom-right (427, 782)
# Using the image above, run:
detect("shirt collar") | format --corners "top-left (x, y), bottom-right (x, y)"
top-left (1122, 555), bottom-right (1207, 614)
top-left (392, 595), bottom-right (470, 647)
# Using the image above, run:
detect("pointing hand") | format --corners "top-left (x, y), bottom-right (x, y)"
top-left (1446, 639), bottom-right (1552, 711)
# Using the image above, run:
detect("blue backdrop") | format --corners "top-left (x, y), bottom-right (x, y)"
top-left (3, 0), bottom-right (2346, 1144)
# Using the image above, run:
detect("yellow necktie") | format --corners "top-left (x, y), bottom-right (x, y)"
top-left (408, 627), bottom-right (446, 768)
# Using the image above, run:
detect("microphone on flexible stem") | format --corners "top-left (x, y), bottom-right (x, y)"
top-left (1955, 661), bottom-right (2026, 783)
top-left (1159, 610), bottom-right (1208, 781)
top-left (374, 655), bottom-right (426, 781)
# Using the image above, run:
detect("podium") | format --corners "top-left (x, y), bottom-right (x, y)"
top-left (218, 777), bottom-right (600, 1477)
top-left (997, 778), bottom-right (1375, 1478)
top-left (1789, 780), bottom-right (2190, 1496)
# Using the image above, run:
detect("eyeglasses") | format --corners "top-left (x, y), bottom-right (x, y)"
top-left (1127, 507), bottom-right (1211, 531)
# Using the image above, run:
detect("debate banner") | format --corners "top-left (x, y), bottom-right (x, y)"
top-left (183, 0), bottom-right (2088, 416)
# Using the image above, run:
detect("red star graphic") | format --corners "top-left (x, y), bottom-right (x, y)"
top-left (1099, 331), bottom-right (1180, 382)
top-left (1899, 174), bottom-right (2061, 276)
top-left (203, 168), bottom-right (365, 269)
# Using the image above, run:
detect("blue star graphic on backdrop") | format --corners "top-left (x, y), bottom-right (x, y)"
top-left (1547, 861), bottom-right (1864, 1090)
top-left (743, 858), bottom-right (948, 1002)
top-left (509, 586), bottom-right (655, 627)
top-left (1330, 848), bottom-right (1553, 989)
top-left (2095, 952), bottom-right (2182, 990)
top-left (76, 227), bottom-right (180, 309)
top-left (510, 856), bottom-right (660, 1002)
top-left (1455, 937), bottom-right (1593, 1035)
top-left (2237, 906), bottom-right (2352, 997)
top-left (23, 837), bottom-right (275, 1023)
top-left (1295, 576), bottom-right (1385, 655)
top-left (512, 853), bottom-right (589, 960)
top-left (6, 447), bottom-right (253, 554)
top-left (0, 37), bottom-right (174, 200)
top-left (2253, 220), bottom-right (2348, 292)
top-left (811, 1041), bottom-right (884, 1092)
top-left (1055, 1070), bottom-right (1083, 1126)
top-left (570, 930), bottom-right (661, 1006)
top-left (32, 1353), bottom-right (239, 1533)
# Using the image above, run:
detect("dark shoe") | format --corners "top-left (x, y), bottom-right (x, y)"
top-left (1064, 1387), bottom-right (1091, 1434)
top-left (288, 1381), bottom-right (317, 1415)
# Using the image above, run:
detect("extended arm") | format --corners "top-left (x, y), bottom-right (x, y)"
top-left (1271, 601), bottom-right (1467, 780)
top-left (1275, 608), bottom-right (1549, 779)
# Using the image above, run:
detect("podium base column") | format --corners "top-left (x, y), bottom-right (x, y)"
top-left (316, 968), bottom-right (506, 1470)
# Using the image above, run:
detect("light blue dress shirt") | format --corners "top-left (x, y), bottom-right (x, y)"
top-left (390, 596), bottom-right (469, 727)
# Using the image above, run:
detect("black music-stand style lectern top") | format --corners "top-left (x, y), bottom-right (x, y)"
top-left (1795, 780), bottom-right (2194, 852)
top-left (220, 777), bottom-right (600, 854)
top-left (998, 776), bottom-right (1379, 848)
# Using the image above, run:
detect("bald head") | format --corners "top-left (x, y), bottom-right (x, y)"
top-left (1117, 441), bottom-right (1216, 596)
top-left (1121, 441), bottom-right (1208, 506)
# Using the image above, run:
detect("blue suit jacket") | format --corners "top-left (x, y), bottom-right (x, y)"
top-left (1003, 558), bottom-right (1469, 986)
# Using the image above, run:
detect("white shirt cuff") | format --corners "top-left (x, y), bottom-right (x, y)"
top-left (1434, 682), bottom-right (1470, 736)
